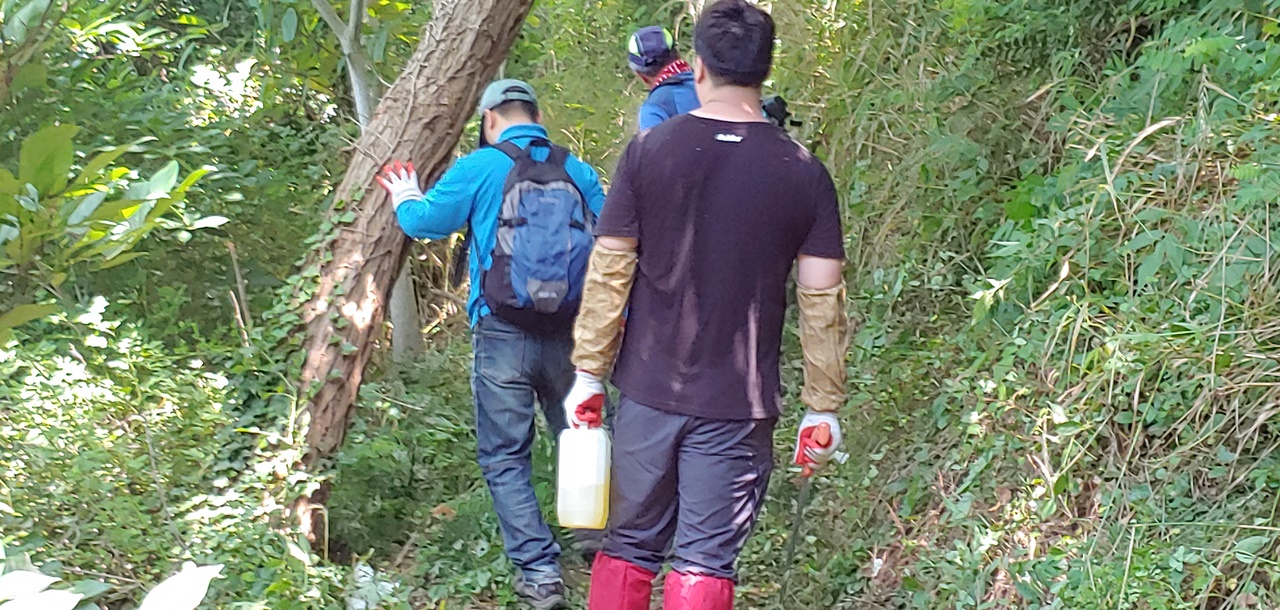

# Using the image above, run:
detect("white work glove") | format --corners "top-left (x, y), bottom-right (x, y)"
top-left (375, 161), bottom-right (424, 209)
top-left (793, 411), bottom-right (845, 476)
top-left (563, 370), bottom-right (605, 429)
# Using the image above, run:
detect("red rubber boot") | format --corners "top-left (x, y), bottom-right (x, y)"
top-left (662, 571), bottom-right (734, 610)
top-left (587, 553), bottom-right (656, 610)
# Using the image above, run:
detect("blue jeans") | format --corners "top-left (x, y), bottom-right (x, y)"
top-left (471, 315), bottom-right (573, 585)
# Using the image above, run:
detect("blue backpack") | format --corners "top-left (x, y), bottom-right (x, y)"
top-left (483, 139), bottom-right (595, 332)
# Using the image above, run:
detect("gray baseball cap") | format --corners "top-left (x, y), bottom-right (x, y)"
top-left (477, 79), bottom-right (538, 114)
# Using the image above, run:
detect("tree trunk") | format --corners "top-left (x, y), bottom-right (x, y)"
top-left (390, 264), bottom-right (423, 361)
top-left (296, 0), bottom-right (534, 465)
top-left (311, 0), bottom-right (426, 363)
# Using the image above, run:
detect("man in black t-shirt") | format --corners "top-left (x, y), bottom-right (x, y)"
top-left (563, 2), bottom-right (851, 608)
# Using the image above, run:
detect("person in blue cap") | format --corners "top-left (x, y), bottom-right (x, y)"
top-left (627, 26), bottom-right (701, 130)
top-left (376, 79), bottom-right (606, 610)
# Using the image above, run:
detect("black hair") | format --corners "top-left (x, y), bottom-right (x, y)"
top-left (491, 99), bottom-right (538, 121)
top-left (693, 0), bottom-right (774, 88)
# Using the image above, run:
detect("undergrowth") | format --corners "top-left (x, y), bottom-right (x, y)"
top-left (327, 0), bottom-right (1280, 607)
top-left (5, 0), bottom-right (1280, 609)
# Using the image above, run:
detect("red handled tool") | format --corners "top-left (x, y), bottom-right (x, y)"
top-left (780, 423), bottom-right (838, 601)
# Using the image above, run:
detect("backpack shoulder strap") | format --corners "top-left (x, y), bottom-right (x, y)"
top-left (544, 145), bottom-right (594, 226)
top-left (544, 144), bottom-right (571, 168)
top-left (492, 140), bottom-right (524, 161)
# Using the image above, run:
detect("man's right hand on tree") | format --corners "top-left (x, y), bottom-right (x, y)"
top-left (563, 370), bottom-right (605, 428)
top-left (376, 161), bottom-right (424, 209)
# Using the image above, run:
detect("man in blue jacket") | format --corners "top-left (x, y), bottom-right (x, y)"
top-left (628, 26), bottom-right (700, 130)
top-left (377, 79), bottom-right (606, 610)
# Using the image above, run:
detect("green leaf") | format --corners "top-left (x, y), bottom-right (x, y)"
top-left (1135, 247), bottom-right (1164, 290)
top-left (1233, 536), bottom-right (1271, 564)
top-left (172, 165), bottom-right (212, 196)
top-left (189, 215), bottom-right (229, 230)
top-left (67, 191), bottom-right (108, 225)
top-left (144, 198), bottom-right (178, 223)
top-left (1014, 579), bottom-right (1040, 601)
top-left (0, 569), bottom-right (58, 601)
top-left (10, 62), bottom-right (47, 94)
top-left (0, 169), bottom-right (19, 196)
top-left (19, 124), bottom-right (78, 195)
top-left (0, 303), bottom-right (58, 335)
top-left (1004, 199), bottom-right (1036, 221)
top-left (87, 198), bottom-right (144, 223)
top-left (369, 27), bottom-right (389, 62)
top-left (0, 170), bottom-right (18, 215)
top-left (75, 142), bottom-right (145, 187)
top-left (67, 580), bottom-right (111, 599)
top-left (136, 564), bottom-right (222, 610)
top-left (96, 251), bottom-right (146, 270)
top-left (2, 0), bottom-right (53, 46)
top-left (3, 589), bottom-right (83, 610)
top-left (1124, 230), bottom-right (1165, 253)
top-left (4, 551), bottom-right (34, 573)
top-left (281, 7), bottom-right (298, 42)
top-left (147, 161), bottom-right (180, 198)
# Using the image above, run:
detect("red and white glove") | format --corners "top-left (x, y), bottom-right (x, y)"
top-left (794, 411), bottom-right (843, 476)
top-left (375, 161), bottom-right (424, 209)
top-left (563, 370), bottom-right (605, 429)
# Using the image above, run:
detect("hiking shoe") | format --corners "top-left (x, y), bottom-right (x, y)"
top-left (514, 579), bottom-right (567, 610)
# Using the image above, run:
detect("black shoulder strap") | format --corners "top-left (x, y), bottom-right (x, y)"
top-left (493, 137), bottom-right (553, 161)
top-left (492, 140), bottom-right (523, 161)
top-left (545, 145), bottom-right (571, 168)
top-left (450, 229), bottom-right (470, 288)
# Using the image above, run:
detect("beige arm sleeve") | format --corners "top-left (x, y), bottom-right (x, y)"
top-left (797, 282), bottom-right (850, 412)
top-left (571, 245), bottom-right (639, 377)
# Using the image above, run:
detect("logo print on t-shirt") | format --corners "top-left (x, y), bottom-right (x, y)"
top-left (715, 133), bottom-right (744, 143)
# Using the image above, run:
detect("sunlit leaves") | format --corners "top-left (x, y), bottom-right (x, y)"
top-left (135, 563), bottom-right (222, 610)
top-left (0, 555), bottom-right (219, 610)
top-left (0, 571), bottom-right (58, 602)
top-left (1, 125), bottom-right (214, 335)
top-left (189, 215), bottom-right (229, 229)
top-left (0, 590), bottom-right (82, 610)
top-left (18, 125), bottom-right (77, 196)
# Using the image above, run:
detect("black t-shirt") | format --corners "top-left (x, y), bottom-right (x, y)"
top-left (597, 114), bottom-right (845, 420)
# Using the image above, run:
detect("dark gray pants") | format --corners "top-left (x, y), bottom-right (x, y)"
top-left (602, 396), bottom-right (775, 580)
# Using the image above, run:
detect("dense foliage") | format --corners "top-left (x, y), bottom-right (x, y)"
top-left (3, 0), bottom-right (1279, 608)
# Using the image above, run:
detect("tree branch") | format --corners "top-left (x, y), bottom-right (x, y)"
top-left (311, 0), bottom-right (378, 124)
top-left (345, 0), bottom-right (366, 49)
top-left (310, 0), bottom-right (349, 42)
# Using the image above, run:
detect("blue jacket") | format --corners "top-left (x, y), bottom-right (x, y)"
top-left (396, 124), bottom-right (607, 326)
top-left (639, 72), bottom-right (700, 130)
